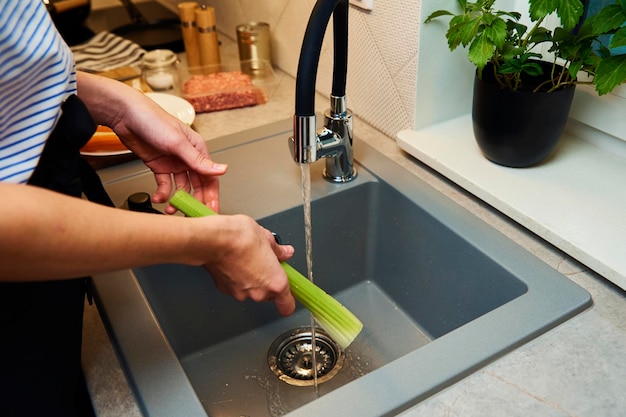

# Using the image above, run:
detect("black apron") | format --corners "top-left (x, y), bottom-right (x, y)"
top-left (0, 95), bottom-right (113, 417)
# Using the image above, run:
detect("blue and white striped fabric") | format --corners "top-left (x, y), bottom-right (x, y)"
top-left (0, 0), bottom-right (77, 184)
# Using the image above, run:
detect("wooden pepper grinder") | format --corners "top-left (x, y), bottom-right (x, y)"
top-left (177, 2), bottom-right (201, 68)
top-left (195, 5), bottom-right (221, 72)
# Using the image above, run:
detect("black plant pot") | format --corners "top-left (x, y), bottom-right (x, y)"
top-left (472, 63), bottom-right (576, 168)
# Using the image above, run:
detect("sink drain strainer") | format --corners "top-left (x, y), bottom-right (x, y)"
top-left (268, 327), bottom-right (345, 386)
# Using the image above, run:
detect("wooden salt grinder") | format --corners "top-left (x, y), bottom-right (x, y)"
top-left (195, 5), bottom-right (221, 71)
top-left (178, 2), bottom-right (201, 68)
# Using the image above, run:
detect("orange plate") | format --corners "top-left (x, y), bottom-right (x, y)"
top-left (80, 126), bottom-right (130, 156)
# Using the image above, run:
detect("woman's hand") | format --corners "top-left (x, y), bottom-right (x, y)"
top-left (76, 71), bottom-right (227, 212)
top-left (112, 99), bottom-right (227, 213)
top-left (196, 215), bottom-right (297, 316)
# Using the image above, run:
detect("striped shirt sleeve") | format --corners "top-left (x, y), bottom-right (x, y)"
top-left (0, 0), bottom-right (77, 184)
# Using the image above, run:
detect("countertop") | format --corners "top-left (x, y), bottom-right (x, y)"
top-left (82, 69), bottom-right (626, 417)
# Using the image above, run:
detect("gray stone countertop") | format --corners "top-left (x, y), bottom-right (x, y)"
top-left (82, 70), bottom-right (626, 417)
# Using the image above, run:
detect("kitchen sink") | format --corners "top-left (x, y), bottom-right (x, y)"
top-left (94, 119), bottom-right (591, 417)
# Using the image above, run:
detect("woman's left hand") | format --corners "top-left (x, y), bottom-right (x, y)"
top-left (77, 71), bottom-right (227, 212)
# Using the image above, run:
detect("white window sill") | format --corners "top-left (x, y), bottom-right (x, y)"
top-left (397, 114), bottom-right (626, 291)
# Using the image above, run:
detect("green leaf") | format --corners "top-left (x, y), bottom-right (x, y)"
top-left (500, 44), bottom-right (525, 60)
top-left (594, 55), bottom-right (626, 95)
top-left (521, 61), bottom-right (544, 77)
top-left (598, 45), bottom-right (612, 59)
top-left (468, 33), bottom-right (495, 68)
top-left (528, 27), bottom-right (552, 44)
top-left (577, 43), bottom-right (595, 63)
top-left (424, 10), bottom-right (454, 24)
top-left (582, 53), bottom-right (601, 69)
top-left (481, 11), bottom-right (496, 25)
top-left (507, 20), bottom-right (527, 38)
top-left (611, 27), bottom-right (626, 49)
top-left (497, 11), bottom-right (522, 21)
top-left (483, 17), bottom-right (507, 49)
top-left (499, 59), bottom-right (522, 74)
top-left (458, 17), bottom-right (483, 46)
top-left (552, 26), bottom-right (573, 42)
top-left (529, 0), bottom-right (583, 30)
top-left (576, 18), bottom-right (594, 39)
top-left (467, 0), bottom-right (482, 13)
top-left (555, 0), bottom-right (584, 31)
top-left (528, 0), bottom-right (558, 20)
top-left (447, 15), bottom-right (469, 50)
top-left (568, 60), bottom-right (583, 78)
top-left (586, 5), bottom-right (626, 36)
top-left (519, 52), bottom-right (543, 62)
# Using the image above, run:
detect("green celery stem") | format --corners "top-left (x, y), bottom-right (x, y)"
top-left (168, 189), bottom-right (363, 349)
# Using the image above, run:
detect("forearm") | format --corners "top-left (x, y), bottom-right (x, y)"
top-left (75, 70), bottom-right (144, 127)
top-left (0, 183), bottom-right (215, 281)
top-left (0, 183), bottom-right (296, 315)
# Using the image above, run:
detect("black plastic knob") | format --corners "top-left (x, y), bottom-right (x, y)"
top-left (127, 192), bottom-right (162, 214)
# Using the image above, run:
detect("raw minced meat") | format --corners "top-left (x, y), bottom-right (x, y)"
top-left (183, 71), bottom-right (265, 113)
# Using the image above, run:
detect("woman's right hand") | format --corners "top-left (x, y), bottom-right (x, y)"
top-left (195, 214), bottom-right (296, 317)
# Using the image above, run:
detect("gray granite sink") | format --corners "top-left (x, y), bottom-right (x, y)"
top-left (94, 120), bottom-right (591, 417)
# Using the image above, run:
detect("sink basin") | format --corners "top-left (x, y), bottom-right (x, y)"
top-left (94, 119), bottom-right (591, 417)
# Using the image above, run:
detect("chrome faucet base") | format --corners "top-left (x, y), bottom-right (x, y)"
top-left (289, 96), bottom-right (357, 183)
top-left (322, 98), bottom-right (357, 183)
top-left (323, 167), bottom-right (357, 183)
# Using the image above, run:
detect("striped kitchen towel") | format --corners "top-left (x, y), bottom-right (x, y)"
top-left (71, 31), bottom-right (146, 72)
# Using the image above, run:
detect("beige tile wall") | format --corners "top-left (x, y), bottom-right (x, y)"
top-left (161, 0), bottom-right (421, 137)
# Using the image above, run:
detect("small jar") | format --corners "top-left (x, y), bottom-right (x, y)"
top-left (237, 22), bottom-right (271, 76)
top-left (141, 49), bottom-right (179, 91)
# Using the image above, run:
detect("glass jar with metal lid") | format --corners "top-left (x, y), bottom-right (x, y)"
top-left (141, 49), bottom-right (179, 91)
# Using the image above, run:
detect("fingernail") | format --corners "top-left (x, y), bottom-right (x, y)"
top-left (212, 163), bottom-right (228, 170)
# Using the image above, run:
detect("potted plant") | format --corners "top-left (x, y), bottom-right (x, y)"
top-left (425, 0), bottom-right (626, 167)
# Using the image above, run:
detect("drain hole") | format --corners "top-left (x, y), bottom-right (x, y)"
top-left (268, 327), bottom-right (345, 386)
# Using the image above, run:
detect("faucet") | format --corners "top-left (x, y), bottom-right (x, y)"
top-left (289, 0), bottom-right (357, 183)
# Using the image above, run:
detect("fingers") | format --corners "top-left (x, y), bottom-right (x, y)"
top-left (255, 229), bottom-right (296, 315)
top-left (273, 243), bottom-right (296, 316)
top-left (212, 263), bottom-right (296, 317)
top-left (144, 124), bottom-right (226, 209)
top-left (176, 130), bottom-right (228, 178)
top-left (257, 234), bottom-right (296, 316)
top-left (152, 173), bottom-right (175, 205)
top-left (247, 267), bottom-right (296, 317)
top-left (190, 172), bottom-right (221, 213)
top-left (275, 243), bottom-right (295, 262)
top-left (151, 164), bottom-right (224, 214)
top-left (274, 287), bottom-right (296, 316)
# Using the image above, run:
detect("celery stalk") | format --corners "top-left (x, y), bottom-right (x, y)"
top-left (169, 189), bottom-right (363, 348)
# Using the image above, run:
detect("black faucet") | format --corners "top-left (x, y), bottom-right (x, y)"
top-left (289, 0), bottom-right (357, 183)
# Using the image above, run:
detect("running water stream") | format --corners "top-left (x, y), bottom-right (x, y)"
top-left (300, 164), bottom-right (319, 396)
